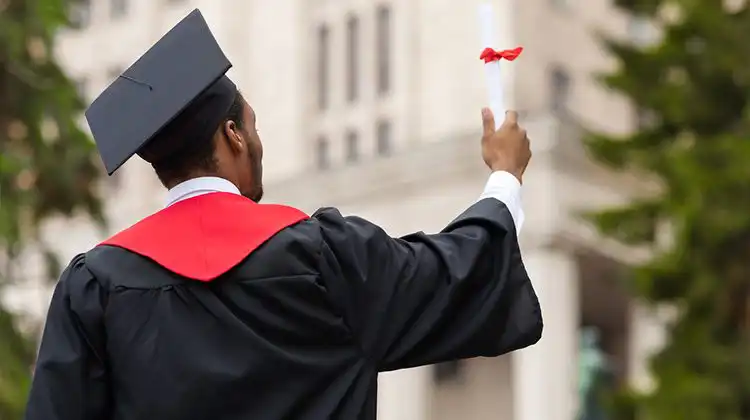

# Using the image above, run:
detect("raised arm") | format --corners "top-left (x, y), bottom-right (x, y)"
top-left (316, 109), bottom-right (540, 371)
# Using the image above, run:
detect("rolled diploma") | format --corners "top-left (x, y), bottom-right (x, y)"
top-left (478, 3), bottom-right (504, 129)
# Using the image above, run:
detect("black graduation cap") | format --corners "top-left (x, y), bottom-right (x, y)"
top-left (85, 9), bottom-right (237, 175)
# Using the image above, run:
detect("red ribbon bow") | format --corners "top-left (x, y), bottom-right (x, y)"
top-left (480, 46), bottom-right (523, 63)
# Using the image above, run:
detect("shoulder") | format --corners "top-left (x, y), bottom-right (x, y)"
top-left (82, 246), bottom-right (128, 286)
top-left (59, 253), bottom-right (95, 285)
top-left (310, 207), bottom-right (344, 220)
top-left (309, 207), bottom-right (388, 241)
top-left (307, 207), bottom-right (381, 232)
top-left (283, 207), bottom-right (376, 252)
top-left (268, 207), bottom-right (347, 244)
top-left (55, 253), bottom-right (108, 316)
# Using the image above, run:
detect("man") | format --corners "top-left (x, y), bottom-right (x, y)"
top-left (25, 9), bottom-right (540, 420)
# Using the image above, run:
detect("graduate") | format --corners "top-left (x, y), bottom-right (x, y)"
top-left (24, 9), bottom-right (540, 420)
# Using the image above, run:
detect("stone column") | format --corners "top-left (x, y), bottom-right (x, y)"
top-left (512, 248), bottom-right (580, 420)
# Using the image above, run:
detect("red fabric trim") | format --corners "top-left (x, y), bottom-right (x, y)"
top-left (100, 193), bottom-right (309, 281)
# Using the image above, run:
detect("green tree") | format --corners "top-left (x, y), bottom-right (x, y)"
top-left (586, 1), bottom-right (750, 419)
top-left (0, 0), bottom-right (104, 417)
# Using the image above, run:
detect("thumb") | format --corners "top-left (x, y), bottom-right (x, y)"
top-left (481, 108), bottom-right (496, 136)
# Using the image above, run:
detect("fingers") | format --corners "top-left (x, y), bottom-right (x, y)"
top-left (483, 109), bottom-right (521, 136)
top-left (504, 110), bottom-right (518, 126)
top-left (481, 108), bottom-right (496, 137)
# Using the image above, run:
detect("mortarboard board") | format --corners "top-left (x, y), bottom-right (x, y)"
top-left (85, 9), bottom-right (237, 175)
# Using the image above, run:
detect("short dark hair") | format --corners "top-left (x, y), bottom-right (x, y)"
top-left (151, 92), bottom-right (246, 186)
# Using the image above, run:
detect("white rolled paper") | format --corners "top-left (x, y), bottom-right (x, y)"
top-left (478, 2), bottom-right (504, 129)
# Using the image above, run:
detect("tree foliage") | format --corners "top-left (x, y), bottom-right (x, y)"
top-left (0, 0), bottom-right (104, 417)
top-left (587, 1), bottom-right (750, 419)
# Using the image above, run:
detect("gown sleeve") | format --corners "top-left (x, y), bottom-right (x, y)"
top-left (316, 198), bottom-right (543, 372)
top-left (24, 254), bottom-right (111, 420)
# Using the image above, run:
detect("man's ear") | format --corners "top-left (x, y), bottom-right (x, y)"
top-left (222, 120), bottom-right (245, 156)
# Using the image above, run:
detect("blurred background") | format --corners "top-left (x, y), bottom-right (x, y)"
top-left (3, 0), bottom-right (750, 419)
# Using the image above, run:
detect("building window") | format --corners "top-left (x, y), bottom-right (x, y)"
top-left (346, 16), bottom-right (360, 103)
top-left (375, 5), bottom-right (391, 95)
top-left (316, 136), bottom-right (330, 170)
top-left (345, 130), bottom-right (359, 163)
top-left (550, 66), bottom-right (571, 113)
top-left (69, 0), bottom-right (92, 29)
top-left (110, 0), bottom-right (127, 19)
top-left (376, 119), bottom-right (391, 156)
top-left (317, 25), bottom-right (330, 110)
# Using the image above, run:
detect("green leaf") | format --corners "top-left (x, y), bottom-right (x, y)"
top-left (584, 200), bottom-right (662, 245)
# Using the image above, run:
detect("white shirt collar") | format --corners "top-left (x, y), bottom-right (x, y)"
top-left (165, 176), bottom-right (241, 208)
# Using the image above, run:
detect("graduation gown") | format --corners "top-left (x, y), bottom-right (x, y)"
top-left (25, 192), bottom-right (542, 420)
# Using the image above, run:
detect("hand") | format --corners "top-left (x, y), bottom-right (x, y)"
top-left (481, 108), bottom-right (531, 183)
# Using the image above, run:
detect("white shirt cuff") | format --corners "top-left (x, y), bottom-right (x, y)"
top-left (477, 171), bottom-right (524, 234)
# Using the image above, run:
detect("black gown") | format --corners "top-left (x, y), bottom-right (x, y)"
top-left (24, 193), bottom-right (542, 420)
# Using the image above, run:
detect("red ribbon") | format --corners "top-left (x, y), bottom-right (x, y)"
top-left (480, 46), bottom-right (523, 63)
